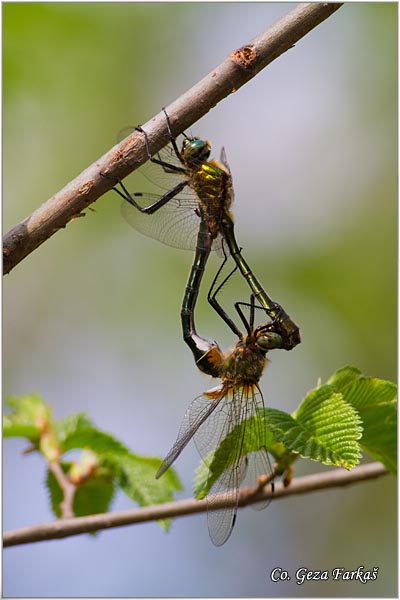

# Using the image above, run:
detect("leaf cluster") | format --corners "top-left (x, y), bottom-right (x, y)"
top-left (194, 366), bottom-right (396, 498)
top-left (4, 395), bottom-right (181, 529)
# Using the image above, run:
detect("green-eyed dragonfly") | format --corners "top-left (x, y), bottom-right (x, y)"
top-left (102, 110), bottom-right (300, 352)
top-left (157, 271), bottom-right (276, 546)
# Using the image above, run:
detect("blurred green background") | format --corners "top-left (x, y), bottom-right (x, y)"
top-left (3, 3), bottom-right (397, 597)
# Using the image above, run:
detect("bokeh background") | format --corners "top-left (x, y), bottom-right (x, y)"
top-left (3, 3), bottom-right (397, 597)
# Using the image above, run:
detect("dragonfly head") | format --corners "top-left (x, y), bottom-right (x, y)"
top-left (254, 325), bottom-right (284, 352)
top-left (182, 137), bottom-right (211, 165)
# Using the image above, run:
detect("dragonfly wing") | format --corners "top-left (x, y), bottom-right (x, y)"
top-left (219, 146), bottom-right (231, 173)
top-left (206, 456), bottom-right (242, 546)
top-left (240, 386), bottom-right (274, 510)
top-left (213, 234), bottom-right (229, 258)
top-left (194, 385), bottom-right (273, 545)
top-left (121, 192), bottom-right (202, 251)
top-left (189, 388), bottom-right (241, 545)
top-left (138, 143), bottom-right (187, 191)
top-left (117, 131), bottom-right (188, 191)
top-left (191, 387), bottom-right (234, 465)
top-left (242, 449), bottom-right (273, 511)
top-left (156, 394), bottom-right (222, 479)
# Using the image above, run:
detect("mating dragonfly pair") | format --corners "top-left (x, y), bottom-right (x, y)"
top-left (103, 110), bottom-right (301, 546)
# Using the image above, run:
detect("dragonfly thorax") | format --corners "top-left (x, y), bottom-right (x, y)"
top-left (220, 338), bottom-right (268, 386)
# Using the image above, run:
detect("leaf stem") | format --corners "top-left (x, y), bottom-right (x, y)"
top-left (47, 462), bottom-right (77, 519)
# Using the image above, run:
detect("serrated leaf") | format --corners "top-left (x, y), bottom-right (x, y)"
top-left (118, 455), bottom-right (182, 531)
top-left (3, 393), bottom-right (51, 442)
top-left (327, 366), bottom-right (363, 391)
top-left (46, 462), bottom-right (115, 525)
top-left (344, 378), bottom-right (397, 408)
top-left (193, 451), bottom-right (216, 499)
top-left (3, 419), bottom-right (40, 440)
top-left (73, 474), bottom-right (115, 521)
top-left (295, 387), bottom-right (363, 468)
top-left (46, 462), bottom-right (70, 518)
top-left (54, 413), bottom-right (94, 445)
top-left (5, 395), bottom-right (184, 531)
top-left (61, 427), bottom-right (132, 462)
top-left (60, 425), bottom-right (182, 529)
top-left (343, 378), bottom-right (397, 474)
top-left (5, 393), bottom-right (48, 416)
top-left (193, 416), bottom-right (274, 498)
top-left (266, 386), bottom-right (363, 469)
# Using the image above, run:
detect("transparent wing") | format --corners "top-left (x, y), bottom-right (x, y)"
top-left (118, 130), bottom-right (188, 192)
top-left (241, 451), bottom-right (274, 511)
top-left (193, 385), bottom-right (273, 546)
top-left (120, 161), bottom-right (225, 254)
top-left (119, 127), bottom-right (198, 251)
top-left (238, 385), bottom-right (273, 511)
top-left (155, 394), bottom-right (223, 479)
top-left (219, 146), bottom-right (231, 173)
top-left (206, 456), bottom-right (241, 547)
top-left (139, 142), bottom-right (187, 191)
top-left (121, 191), bottom-right (204, 251)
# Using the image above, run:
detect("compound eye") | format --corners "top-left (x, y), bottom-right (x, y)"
top-left (256, 330), bottom-right (283, 351)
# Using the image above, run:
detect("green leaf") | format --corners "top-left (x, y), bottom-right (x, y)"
top-left (193, 416), bottom-right (274, 499)
top-left (5, 395), bottom-right (183, 530)
top-left (343, 377), bottom-right (397, 474)
top-left (194, 383), bottom-right (364, 499)
top-left (60, 421), bottom-right (183, 530)
top-left (118, 455), bottom-right (182, 531)
top-left (3, 393), bottom-right (51, 442)
top-left (266, 385), bottom-right (363, 469)
top-left (61, 426), bottom-right (182, 529)
top-left (46, 462), bottom-right (115, 523)
top-left (54, 413), bottom-right (94, 445)
top-left (73, 473), bottom-right (115, 521)
top-left (193, 452), bottom-right (215, 499)
top-left (326, 368), bottom-right (397, 473)
top-left (3, 419), bottom-right (40, 441)
top-left (5, 393), bottom-right (48, 415)
top-left (46, 462), bottom-right (70, 518)
top-left (61, 426), bottom-right (133, 461)
top-left (327, 366), bottom-right (363, 391)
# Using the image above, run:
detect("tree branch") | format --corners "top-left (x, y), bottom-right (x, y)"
top-left (3, 2), bottom-right (343, 275)
top-left (3, 462), bottom-right (387, 548)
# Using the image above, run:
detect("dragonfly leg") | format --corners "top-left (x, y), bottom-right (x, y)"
top-left (162, 107), bottom-right (183, 161)
top-left (100, 172), bottom-right (188, 215)
top-left (135, 121), bottom-right (186, 175)
top-left (233, 295), bottom-right (257, 336)
top-left (207, 257), bottom-right (243, 338)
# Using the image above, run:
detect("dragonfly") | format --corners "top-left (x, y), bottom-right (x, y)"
top-left (102, 110), bottom-right (301, 352)
top-left (156, 268), bottom-right (276, 546)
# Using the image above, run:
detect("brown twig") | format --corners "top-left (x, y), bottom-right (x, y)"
top-left (3, 462), bottom-right (387, 548)
top-left (47, 462), bottom-right (77, 519)
top-left (3, 2), bottom-right (343, 275)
